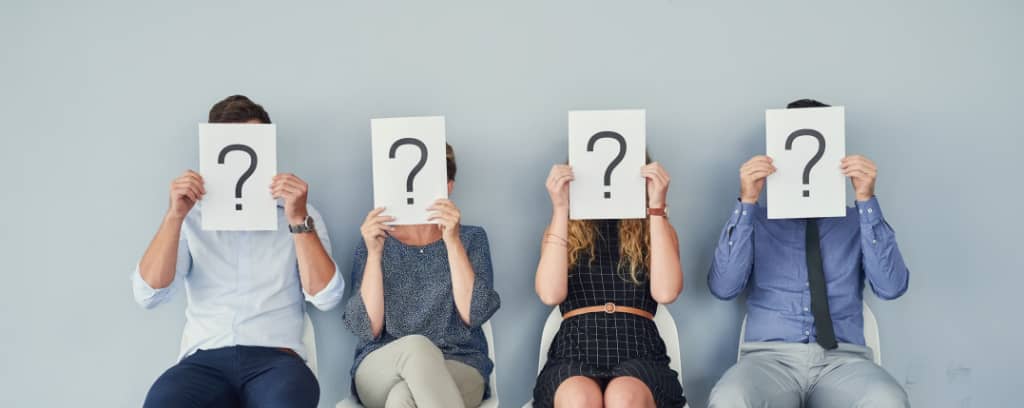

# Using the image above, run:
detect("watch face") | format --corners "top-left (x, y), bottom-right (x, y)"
top-left (304, 216), bottom-right (315, 229)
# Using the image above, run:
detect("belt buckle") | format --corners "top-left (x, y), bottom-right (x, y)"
top-left (604, 302), bottom-right (616, 314)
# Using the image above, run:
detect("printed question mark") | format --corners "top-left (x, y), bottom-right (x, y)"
top-left (586, 131), bottom-right (627, 199)
top-left (784, 129), bottom-right (825, 198)
top-left (217, 144), bottom-right (258, 211)
top-left (388, 138), bottom-right (428, 205)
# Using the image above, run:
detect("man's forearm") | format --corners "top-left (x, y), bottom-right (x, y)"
top-left (294, 233), bottom-right (336, 296)
top-left (138, 213), bottom-right (185, 289)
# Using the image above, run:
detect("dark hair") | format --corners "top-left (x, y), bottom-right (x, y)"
top-left (787, 99), bottom-right (831, 109)
top-left (208, 95), bottom-right (272, 124)
top-left (445, 143), bottom-right (456, 181)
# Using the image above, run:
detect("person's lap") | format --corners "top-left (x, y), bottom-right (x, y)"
top-left (143, 346), bottom-right (318, 408)
top-left (354, 335), bottom-right (484, 408)
top-left (709, 342), bottom-right (907, 408)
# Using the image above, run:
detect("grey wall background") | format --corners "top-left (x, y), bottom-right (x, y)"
top-left (2, 1), bottom-right (1021, 406)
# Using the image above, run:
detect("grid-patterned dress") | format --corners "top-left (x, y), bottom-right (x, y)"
top-left (533, 220), bottom-right (686, 407)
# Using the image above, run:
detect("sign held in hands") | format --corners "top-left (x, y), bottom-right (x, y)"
top-left (199, 123), bottom-right (278, 230)
top-left (766, 106), bottom-right (846, 219)
top-left (371, 116), bottom-right (448, 225)
top-left (569, 109), bottom-right (647, 220)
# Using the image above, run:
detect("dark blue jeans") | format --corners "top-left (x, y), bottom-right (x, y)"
top-left (143, 345), bottom-right (319, 408)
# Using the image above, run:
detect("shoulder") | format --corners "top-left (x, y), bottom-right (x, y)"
top-left (459, 225), bottom-right (489, 245)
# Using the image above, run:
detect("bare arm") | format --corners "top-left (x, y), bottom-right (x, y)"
top-left (535, 165), bottom-right (573, 306)
top-left (643, 163), bottom-right (683, 304)
top-left (272, 174), bottom-right (336, 296)
top-left (359, 207), bottom-right (392, 338)
top-left (139, 170), bottom-right (204, 289)
top-left (430, 199), bottom-right (476, 324)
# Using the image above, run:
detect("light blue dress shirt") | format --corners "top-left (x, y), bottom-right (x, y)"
top-left (708, 197), bottom-right (909, 346)
top-left (132, 202), bottom-right (344, 361)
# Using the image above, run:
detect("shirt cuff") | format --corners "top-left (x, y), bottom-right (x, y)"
top-left (131, 265), bottom-right (168, 308)
top-left (303, 267), bottom-right (344, 311)
top-left (855, 196), bottom-right (884, 225)
top-left (732, 200), bottom-right (757, 226)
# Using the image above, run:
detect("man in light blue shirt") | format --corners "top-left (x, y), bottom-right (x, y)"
top-left (132, 95), bottom-right (344, 408)
top-left (708, 99), bottom-right (910, 407)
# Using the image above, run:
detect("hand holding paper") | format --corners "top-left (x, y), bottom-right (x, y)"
top-left (841, 155), bottom-right (877, 201)
top-left (270, 173), bottom-right (309, 225)
top-left (168, 170), bottom-right (205, 220)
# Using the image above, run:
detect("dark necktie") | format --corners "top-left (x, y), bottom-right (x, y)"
top-left (806, 219), bottom-right (838, 349)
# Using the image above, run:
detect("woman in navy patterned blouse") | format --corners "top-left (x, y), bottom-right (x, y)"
top-left (533, 161), bottom-right (686, 408)
top-left (343, 144), bottom-right (501, 408)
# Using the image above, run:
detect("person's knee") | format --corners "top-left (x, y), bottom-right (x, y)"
top-left (249, 361), bottom-right (319, 408)
top-left (708, 380), bottom-right (753, 408)
top-left (859, 380), bottom-right (909, 408)
top-left (604, 377), bottom-right (654, 408)
top-left (554, 376), bottom-right (603, 408)
top-left (143, 382), bottom-right (188, 408)
top-left (384, 382), bottom-right (415, 408)
top-left (398, 334), bottom-right (442, 357)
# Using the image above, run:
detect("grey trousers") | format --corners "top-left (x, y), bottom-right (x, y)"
top-left (354, 335), bottom-right (485, 408)
top-left (708, 342), bottom-right (909, 408)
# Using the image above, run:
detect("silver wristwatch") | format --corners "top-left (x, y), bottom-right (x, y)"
top-left (288, 215), bottom-right (316, 234)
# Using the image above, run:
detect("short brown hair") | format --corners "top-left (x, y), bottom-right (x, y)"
top-left (445, 143), bottom-right (456, 181)
top-left (209, 95), bottom-right (272, 124)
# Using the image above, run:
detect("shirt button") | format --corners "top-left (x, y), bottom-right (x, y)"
top-left (419, 249), bottom-right (424, 254)
top-left (728, 241), bottom-right (733, 246)
top-left (804, 330), bottom-right (810, 336)
top-left (742, 210), bottom-right (748, 216)
top-left (805, 282), bottom-right (810, 287)
top-left (867, 208), bottom-right (874, 214)
top-left (734, 209), bottom-right (739, 214)
top-left (872, 239), bottom-right (877, 245)
top-left (859, 209), bottom-right (863, 214)
top-left (803, 307), bottom-right (809, 312)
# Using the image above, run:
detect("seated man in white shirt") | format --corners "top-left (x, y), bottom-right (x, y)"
top-left (131, 95), bottom-right (344, 408)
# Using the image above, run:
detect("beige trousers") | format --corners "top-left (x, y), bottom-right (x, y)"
top-left (355, 335), bottom-right (485, 408)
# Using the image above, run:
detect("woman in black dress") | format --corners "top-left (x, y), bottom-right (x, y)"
top-left (533, 161), bottom-right (686, 408)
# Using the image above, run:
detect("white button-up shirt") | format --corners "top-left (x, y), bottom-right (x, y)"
top-left (131, 202), bottom-right (344, 361)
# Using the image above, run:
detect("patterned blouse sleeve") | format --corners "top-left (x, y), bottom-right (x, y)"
top-left (465, 227), bottom-right (501, 328)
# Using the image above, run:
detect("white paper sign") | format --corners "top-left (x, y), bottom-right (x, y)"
top-left (766, 106), bottom-right (846, 219)
top-left (371, 116), bottom-right (448, 225)
top-left (569, 109), bottom-right (647, 220)
top-left (199, 123), bottom-right (278, 230)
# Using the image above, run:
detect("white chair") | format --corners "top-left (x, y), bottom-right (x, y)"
top-left (336, 321), bottom-right (500, 408)
top-left (523, 305), bottom-right (689, 408)
top-left (737, 302), bottom-right (881, 365)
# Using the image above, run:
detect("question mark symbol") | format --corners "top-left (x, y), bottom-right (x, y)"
top-left (586, 131), bottom-right (627, 199)
top-left (784, 129), bottom-right (825, 198)
top-left (388, 138), bottom-right (428, 205)
top-left (217, 144), bottom-right (258, 211)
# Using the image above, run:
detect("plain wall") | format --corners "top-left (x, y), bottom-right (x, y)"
top-left (2, 1), bottom-right (1021, 406)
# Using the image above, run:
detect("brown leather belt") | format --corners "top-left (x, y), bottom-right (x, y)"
top-left (562, 302), bottom-right (654, 320)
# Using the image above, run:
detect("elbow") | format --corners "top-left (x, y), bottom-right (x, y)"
top-left (709, 282), bottom-right (741, 301)
top-left (652, 290), bottom-right (680, 305)
top-left (651, 281), bottom-right (683, 304)
top-left (537, 290), bottom-right (566, 306)
top-left (874, 280), bottom-right (909, 300)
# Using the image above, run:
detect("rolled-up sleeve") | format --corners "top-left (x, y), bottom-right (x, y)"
top-left (302, 205), bottom-right (345, 311)
top-left (856, 197), bottom-right (909, 300)
top-left (465, 228), bottom-right (500, 328)
top-left (131, 238), bottom-right (190, 309)
top-left (708, 200), bottom-right (757, 300)
top-left (342, 241), bottom-right (377, 342)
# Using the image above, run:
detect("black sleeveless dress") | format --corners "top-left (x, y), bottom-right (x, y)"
top-left (533, 220), bottom-right (686, 407)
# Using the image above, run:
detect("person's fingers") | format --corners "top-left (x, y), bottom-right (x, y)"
top-left (843, 169), bottom-right (870, 180)
top-left (175, 182), bottom-right (202, 199)
top-left (365, 207), bottom-right (387, 222)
